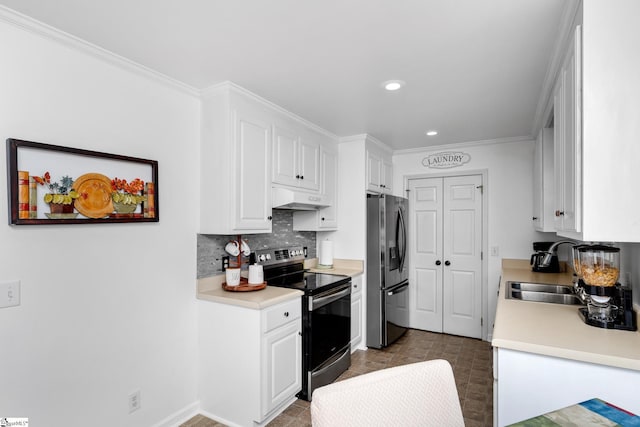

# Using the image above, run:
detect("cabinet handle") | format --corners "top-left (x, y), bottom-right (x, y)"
top-left (555, 210), bottom-right (565, 217)
top-left (532, 216), bottom-right (538, 220)
top-left (284, 311), bottom-right (289, 317)
top-left (321, 217), bottom-right (325, 221)
top-left (445, 260), bottom-right (451, 266)
top-left (435, 260), bottom-right (441, 266)
top-left (296, 174), bottom-right (300, 179)
top-left (267, 216), bottom-right (273, 220)
top-left (300, 175), bottom-right (304, 180)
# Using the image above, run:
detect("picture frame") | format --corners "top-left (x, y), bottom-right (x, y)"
top-left (6, 138), bottom-right (159, 225)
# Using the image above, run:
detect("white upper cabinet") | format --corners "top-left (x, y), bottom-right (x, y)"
top-left (553, 24), bottom-right (582, 236)
top-left (532, 128), bottom-right (555, 232)
top-left (366, 145), bottom-right (393, 194)
top-left (200, 83), bottom-right (273, 234)
top-left (293, 137), bottom-right (338, 231)
top-left (272, 118), bottom-right (320, 192)
top-left (546, 1), bottom-right (640, 242)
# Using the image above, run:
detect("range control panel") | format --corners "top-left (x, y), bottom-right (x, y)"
top-left (253, 246), bottom-right (307, 266)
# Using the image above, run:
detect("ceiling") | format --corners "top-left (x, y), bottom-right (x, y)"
top-left (0, 0), bottom-right (567, 151)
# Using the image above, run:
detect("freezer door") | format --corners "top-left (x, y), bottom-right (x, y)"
top-left (384, 280), bottom-right (409, 346)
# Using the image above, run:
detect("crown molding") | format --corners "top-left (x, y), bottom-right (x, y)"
top-left (394, 135), bottom-right (533, 156)
top-left (0, 5), bottom-right (200, 98)
top-left (338, 134), bottom-right (393, 154)
top-left (202, 81), bottom-right (339, 142)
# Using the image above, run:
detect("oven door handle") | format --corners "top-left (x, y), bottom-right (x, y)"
top-left (310, 285), bottom-right (351, 311)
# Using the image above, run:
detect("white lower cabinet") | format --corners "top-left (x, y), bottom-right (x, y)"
top-left (350, 275), bottom-right (364, 351)
top-left (493, 347), bottom-right (640, 427)
top-left (198, 297), bottom-right (302, 426)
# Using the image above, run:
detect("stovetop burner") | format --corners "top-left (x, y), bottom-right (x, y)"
top-left (256, 246), bottom-right (350, 294)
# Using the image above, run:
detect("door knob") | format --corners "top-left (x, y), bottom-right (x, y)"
top-left (435, 260), bottom-right (441, 266)
top-left (445, 260), bottom-right (451, 266)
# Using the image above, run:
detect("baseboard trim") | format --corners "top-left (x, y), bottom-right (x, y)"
top-left (152, 400), bottom-right (200, 427)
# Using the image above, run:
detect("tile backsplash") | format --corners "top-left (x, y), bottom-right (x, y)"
top-left (197, 209), bottom-right (317, 278)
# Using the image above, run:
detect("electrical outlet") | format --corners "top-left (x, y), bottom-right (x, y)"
top-left (491, 246), bottom-right (499, 257)
top-left (222, 256), bottom-right (230, 270)
top-left (128, 390), bottom-right (141, 413)
top-left (0, 280), bottom-right (20, 308)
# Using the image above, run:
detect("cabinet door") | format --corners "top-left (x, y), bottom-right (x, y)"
top-left (560, 30), bottom-right (580, 234)
top-left (262, 321), bottom-right (301, 417)
top-left (533, 128), bottom-right (554, 232)
top-left (382, 160), bottom-right (393, 193)
top-left (366, 151), bottom-right (382, 192)
top-left (298, 137), bottom-right (320, 191)
top-left (272, 124), bottom-right (299, 188)
top-left (234, 106), bottom-right (273, 231)
top-left (350, 276), bottom-right (363, 350)
top-left (532, 131), bottom-right (544, 230)
top-left (553, 25), bottom-right (582, 235)
top-left (319, 147), bottom-right (338, 229)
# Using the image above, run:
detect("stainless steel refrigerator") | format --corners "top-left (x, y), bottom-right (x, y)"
top-left (366, 194), bottom-right (409, 349)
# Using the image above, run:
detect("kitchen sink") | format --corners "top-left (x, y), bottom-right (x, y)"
top-left (505, 281), bottom-right (584, 305)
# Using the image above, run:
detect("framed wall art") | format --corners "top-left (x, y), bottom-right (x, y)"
top-left (6, 138), bottom-right (159, 225)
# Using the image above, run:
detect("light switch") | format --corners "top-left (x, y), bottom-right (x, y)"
top-left (0, 280), bottom-right (20, 308)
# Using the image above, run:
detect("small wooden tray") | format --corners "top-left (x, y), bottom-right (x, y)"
top-left (222, 278), bottom-right (267, 292)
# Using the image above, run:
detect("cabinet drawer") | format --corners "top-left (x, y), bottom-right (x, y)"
top-left (263, 298), bottom-right (301, 333)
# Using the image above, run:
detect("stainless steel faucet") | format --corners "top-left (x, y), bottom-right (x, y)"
top-left (540, 240), bottom-right (576, 267)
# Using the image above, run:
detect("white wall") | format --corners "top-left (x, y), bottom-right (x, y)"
top-left (0, 14), bottom-right (200, 427)
top-left (393, 139), bottom-right (551, 334)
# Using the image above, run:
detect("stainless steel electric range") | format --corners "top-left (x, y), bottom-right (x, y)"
top-left (254, 246), bottom-right (351, 401)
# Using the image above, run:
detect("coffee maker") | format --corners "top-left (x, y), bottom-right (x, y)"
top-left (573, 244), bottom-right (637, 331)
top-left (530, 241), bottom-right (560, 273)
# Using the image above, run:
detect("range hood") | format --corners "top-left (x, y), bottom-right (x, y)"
top-left (272, 187), bottom-right (330, 210)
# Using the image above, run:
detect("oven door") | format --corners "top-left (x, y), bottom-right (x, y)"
top-left (305, 281), bottom-right (351, 399)
top-left (309, 282), bottom-right (351, 369)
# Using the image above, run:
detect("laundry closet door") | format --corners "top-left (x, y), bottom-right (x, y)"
top-left (408, 175), bottom-right (483, 339)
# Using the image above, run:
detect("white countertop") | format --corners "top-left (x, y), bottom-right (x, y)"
top-left (304, 258), bottom-right (364, 277)
top-left (196, 258), bottom-right (362, 309)
top-left (197, 275), bottom-right (302, 309)
top-left (492, 259), bottom-right (640, 371)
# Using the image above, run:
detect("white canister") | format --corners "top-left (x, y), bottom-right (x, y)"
top-left (225, 268), bottom-right (241, 286)
top-left (248, 264), bottom-right (264, 284)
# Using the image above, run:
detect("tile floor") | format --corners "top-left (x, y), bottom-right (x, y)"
top-left (181, 329), bottom-right (493, 427)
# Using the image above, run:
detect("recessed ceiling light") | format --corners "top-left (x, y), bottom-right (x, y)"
top-left (426, 130), bottom-right (438, 136)
top-left (383, 80), bottom-right (405, 91)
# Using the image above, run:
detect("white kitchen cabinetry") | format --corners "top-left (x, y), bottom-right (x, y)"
top-left (272, 119), bottom-right (320, 192)
top-left (200, 83), bottom-right (273, 234)
top-left (494, 347), bottom-right (640, 427)
top-left (553, 24), bottom-right (582, 235)
top-left (366, 147), bottom-right (393, 194)
top-left (350, 274), bottom-right (364, 351)
top-left (532, 128), bottom-right (555, 232)
top-left (198, 297), bottom-right (302, 426)
top-left (293, 141), bottom-right (338, 231)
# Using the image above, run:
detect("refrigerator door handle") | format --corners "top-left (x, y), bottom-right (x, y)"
top-left (387, 282), bottom-right (409, 296)
top-left (398, 208), bottom-right (407, 272)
